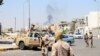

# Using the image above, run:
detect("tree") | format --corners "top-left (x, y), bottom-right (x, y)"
top-left (0, 0), bottom-right (3, 5)
top-left (62, 28), bottom-right (69, 34)
top-left (70, 21), bottom-right (77, 32)
top-left (8, 28), bottom-right (13, 33)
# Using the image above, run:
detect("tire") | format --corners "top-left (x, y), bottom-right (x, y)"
top-left (19, 42), bottom-right (25, 50)
top-left (32, 47), bottom-right (38, 50)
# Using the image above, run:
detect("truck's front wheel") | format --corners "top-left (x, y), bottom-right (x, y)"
top-left (19, 42), bottom-right (25, 50)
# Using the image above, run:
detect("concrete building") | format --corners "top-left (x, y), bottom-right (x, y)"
top-left (84, 11), bottom-right (100, 29)
top-left (71, 18), bottom-right (86, 35)
top-left (84, 11), bottom-right (100, 37)
top-left (73, 11), bottom-right (100, 37)
top-left (75, 18), bottom-right (85, 28)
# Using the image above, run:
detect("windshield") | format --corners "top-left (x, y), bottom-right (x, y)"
top-left (63, 35), bottom-right (68, 38)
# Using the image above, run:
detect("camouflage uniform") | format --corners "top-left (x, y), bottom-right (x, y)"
top-left (41, 35), bottom-right (49, 56)
top-left (88, 32), bottom-right (93, 48)
top-left (51, 30), bottom-right (74, 56)
top-left (51, 40), bottom-right (71, 56)
top-left (84, 33), bottom-right (89, 47)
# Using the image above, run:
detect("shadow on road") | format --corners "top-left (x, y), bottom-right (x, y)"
top-left (71, 44), bottom-right (76, 46)
top-left (32, 47), bottom-right (41, 51)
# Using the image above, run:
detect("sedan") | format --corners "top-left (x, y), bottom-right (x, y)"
top-left (62, 34), bottom-right (75, 45)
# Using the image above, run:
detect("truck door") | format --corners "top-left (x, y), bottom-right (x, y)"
top-left (33, 33), bottom-right (40, 45)
top-left (29, 32), bottom-right (40, 45)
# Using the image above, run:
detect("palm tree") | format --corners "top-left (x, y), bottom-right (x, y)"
top-left (70, 21), bottom-right (77, 32)
top-left (0, 0), bottom-right (3, 5)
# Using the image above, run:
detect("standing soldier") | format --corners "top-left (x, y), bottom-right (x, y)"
top-left (84, 33), bottom-right (89, 47)
top-left (89, 32), bottom-right (94, 48)
top-left (41, 34), bottom-right (50, 56)
top-left (51, 30), bottom-right (74, 56)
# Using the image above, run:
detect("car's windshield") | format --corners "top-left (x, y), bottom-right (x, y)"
top-left (63, 35), bottom-right (68, 38)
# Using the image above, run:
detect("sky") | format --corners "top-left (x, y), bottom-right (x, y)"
top-left (0, 0), bottom-right (99, 30)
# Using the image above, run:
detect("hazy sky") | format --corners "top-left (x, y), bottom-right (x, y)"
top-left (0, 0), bottom-right (99, 30)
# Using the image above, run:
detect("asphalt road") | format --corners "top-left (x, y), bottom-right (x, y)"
top-left (0, 39), bottom-right (100, 56)
top-left (73, 39), bottom-right (100, 56)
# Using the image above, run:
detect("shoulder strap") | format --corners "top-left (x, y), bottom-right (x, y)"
top-left (68, 47), bottom-right (70, 56)
top-left (61, 41), bottom-right (70, 56)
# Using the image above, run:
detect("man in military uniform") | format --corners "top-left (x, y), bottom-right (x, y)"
top-left (51, 30), bottom-right (74, 56)
top-left (88, 32), bottom-right (94, 48)
top-left (41, 34), bottom-right (50, 56)
top-left (84, 33), bottom-right (89, 47)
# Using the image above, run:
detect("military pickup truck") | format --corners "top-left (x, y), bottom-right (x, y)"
top-left (15, 32), bottom-right (42, 50)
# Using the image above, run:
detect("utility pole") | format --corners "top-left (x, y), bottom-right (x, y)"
top-left (15, 17), bottom-right (16, 32)
top-left (28, 0), bottom-right (31, 29)
top-left (94, 0), bottom-right (100, 38)
top-left (0, 0), bottom-right (3, 34)
top-left (0, 23), bottom-right (2, 35)
top-left (23, 3), bottom-right (25, 28)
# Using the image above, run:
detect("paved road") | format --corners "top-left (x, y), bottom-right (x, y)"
top-left (73, 39), bottom-right (100, 56)
top-left (0, 39), bottom-right (100, 56)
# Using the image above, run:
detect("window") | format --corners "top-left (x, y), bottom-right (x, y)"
top-left (34, 33), bottom-right (39, 37)
top-left (63, 35), bottom-right (68, 38)
top-left (28, 32), bottom-right (33, 37)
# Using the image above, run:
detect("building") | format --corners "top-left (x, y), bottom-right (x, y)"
top-left (71, 18), bottom-right (86, 35)
top-left (75, 18), bottom-right (85, 28)
top-left (73, 11), bottom-right (100, 37)
top-left (84, 11), bottom-right (100, 29)
top-left (84, 11), bottom-right (100, 37)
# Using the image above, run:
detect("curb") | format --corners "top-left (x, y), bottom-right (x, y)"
top-left (0, 47), bottom-right (19, 51)
top-left (0, 41), bottom-right (12, 44)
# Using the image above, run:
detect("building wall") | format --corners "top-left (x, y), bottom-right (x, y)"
top-left (74, 11), bottom-right (100, 35)
top-left (85, 11), bottom-right (100, 29)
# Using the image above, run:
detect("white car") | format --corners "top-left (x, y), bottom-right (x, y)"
top-left (74, 33), bottom-right (83, 39)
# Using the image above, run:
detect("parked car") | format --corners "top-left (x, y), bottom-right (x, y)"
top-left (41, 33), bottom-right (75, 46)
top-left (62, 34), bottom-right (75, 45)
top-left (48, 34), bottom-right (75, 46)
top-left (73, 33), bottom-right (83, 39)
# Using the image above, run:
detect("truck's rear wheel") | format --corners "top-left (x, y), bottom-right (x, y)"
top-left (19, 42), bottom-right (25, 50)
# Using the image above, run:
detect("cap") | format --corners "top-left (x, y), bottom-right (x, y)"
top-left (55, 30), bottom-right (63, 41)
